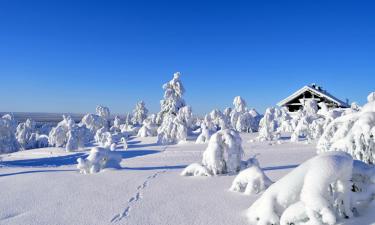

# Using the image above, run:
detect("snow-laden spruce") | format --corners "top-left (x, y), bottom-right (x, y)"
top-left (230, 157), bottom-right (272, 195)
top-left (132, 101), bottom-right (148, 126)
top-left (0, 114), bottom-right (19, 153)
top-left (77, 147), bottom-right (122, 174)
top-left (317, 92), bottom-right (375, 163)
top-left (157, 106), bottom-right (193, 145)
top-left (247, 152), bottom-right (359, 225)
top-left (156, 72), bottom-right (186, 124)
top-left (182, 129), bottom-right (243, 176)
top-left (230, 96), bottom-right (261, 133)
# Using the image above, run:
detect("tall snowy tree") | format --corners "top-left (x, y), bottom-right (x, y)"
top-left (132, 101), bottom-right (149, 126)
top-left (156, 72), bottom-right (186, 124)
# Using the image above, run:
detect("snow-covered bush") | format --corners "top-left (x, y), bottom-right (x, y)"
top-left (183, 129), bottom-right (243, 176)
top-left (157, 106), bottom-right (193, 145)
top-left (230, 157), bottom-right (272, 195)
top-left (156, 72), bottom-right (186, 124)
top-left (230, 96), bottom-right (261, 133)
top-left (16, 119), bottom-right (37, 149)
top-left (95, 127), bottom-right (113, 148)
top-left (96, 105), bottom-right (110, 121)
top-left (0, 114), bottom-right (19, 153)
top-left (317, 93), bottom-right (375, 163)
top-left (258, 108), bottom-right (280, 141)
top-left (137, 118), bottom-right (158, 137)
top-left (210, 109), bottom-right (230, 131)
top-left (77, 147), bottom-right (122, 174)
top-left (132, 101), bottom-right (148, 126)
top-left (49, 115), bottom-right (90, 151)
top-left (81, 113), bottom-right (107, 135)
top-left (196, 123), bottom-right (212, 144)
top-left (247, 152), bottom-right (354, 225)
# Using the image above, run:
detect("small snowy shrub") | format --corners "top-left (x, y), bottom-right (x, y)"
top-left (257, 108), bottom-right (280, 141)
top-left (230, 163), bottom-right (272, 195)
top-left (0, 114), bottom-right (19, 153)
top-left (95, 127), bottom-right (113, 148)
top-left (196, 123), bottom-right (212, 144)
top-left (137, 118), bottom-right (158, 137)
top-left (77, 147), bottom-right (122, 174)
top-left (183, 129), bottom-right (243, 176)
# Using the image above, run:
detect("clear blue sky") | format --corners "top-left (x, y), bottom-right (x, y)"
top-left (0, 0), bottom-right (374, 115)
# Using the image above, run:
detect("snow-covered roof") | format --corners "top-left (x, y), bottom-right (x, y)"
top-left (277, 84), bottom-right (349, 108)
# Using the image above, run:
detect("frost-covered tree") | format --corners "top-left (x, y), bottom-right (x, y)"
top-left (95, 127), bottom-right (113, 148)
top-left (0, 114), bottom-right (19, 153)
top-left (257, 108), bottom-right (280, 141)
top-left (317, 92), bottom-right (375, 163)
top-left (182, 129), bottom-right (244, 176)
top-left (132, 101), bottom-right (148, 126)
top-left (230, 96), bottom-right (261, 133)
top-left (156, 72), bottom-right (186, 124)
top-left (137, 118), bottom-right (158, 137)
top-left (157, 106), bottom-right (193, 145)
top-left (49, 115), bottom-right (90, 151)
top-left (96, 105), bottom-right (110, 121)
top-left (81, 113), bottom-right (107, 136)
top-left (16, 119), bottom-right (36, 149)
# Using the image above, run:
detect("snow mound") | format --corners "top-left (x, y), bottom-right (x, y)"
top-left (247, 151), bottom-right (354, 225)
top-left (230, 161), bottom-right (272, 195)
top-left (77, 147), bottom-right (122, 174)
top-left (180, 163), bottom-right (211, 177)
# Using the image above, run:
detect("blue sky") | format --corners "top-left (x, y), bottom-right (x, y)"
top-left (0, 0), bottom-right (374, 115)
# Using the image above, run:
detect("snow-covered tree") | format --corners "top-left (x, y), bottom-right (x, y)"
top-left (317, 92), bottom-right (375, 163)
top-left (95, 127), bottom-right (113, 148)
top-left (132, 101), bottom-right (148, 126)
top-left (247, 152), bottom-right (355, 225)
top-left (16, 119), bottom-right (37, 149)
top-left (77, 147), bottom-right (122, 174)
top-left (81, 113), bottom-right (107, 136)
top-left (257, 108), bottom-right (280, 141)
top-left (0, 114), bottom-right (19, 153)
top-left (96, 105), bottom-right (110, 121)
top-left (182, 129), bottom-right (244, 176)
top-left (156, 72), bottom-right (186, 124)
top-left (157, 106), bottom-right (193, 145)
top-left (49, 115), bottom-right (90, 151)
top-left (230, 96), bottom-right (261, 133)
top-left (137, 118), bottom-right (158, 137)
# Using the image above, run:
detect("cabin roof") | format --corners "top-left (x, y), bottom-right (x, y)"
top-left (277, 84), bottom-right (350, 108)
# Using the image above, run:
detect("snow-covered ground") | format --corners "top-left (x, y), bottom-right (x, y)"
top-left (0, 134), bottom-right (372, 225)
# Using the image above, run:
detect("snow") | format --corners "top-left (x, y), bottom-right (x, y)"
top-left (1, 133), bottom-right (375, 225)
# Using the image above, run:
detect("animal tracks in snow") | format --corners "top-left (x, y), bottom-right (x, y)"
top-left (111, 170), bottom-right (166, 223)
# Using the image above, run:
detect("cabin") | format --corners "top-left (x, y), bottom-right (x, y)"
top-left (277, 84), bottom-right (350, 112)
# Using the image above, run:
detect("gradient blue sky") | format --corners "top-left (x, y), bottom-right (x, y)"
top-left (0, 0), bottom-right (374, 115)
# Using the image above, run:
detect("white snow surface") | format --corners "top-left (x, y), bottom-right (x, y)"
top-left (1, 134), bottom-right (375, 225)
